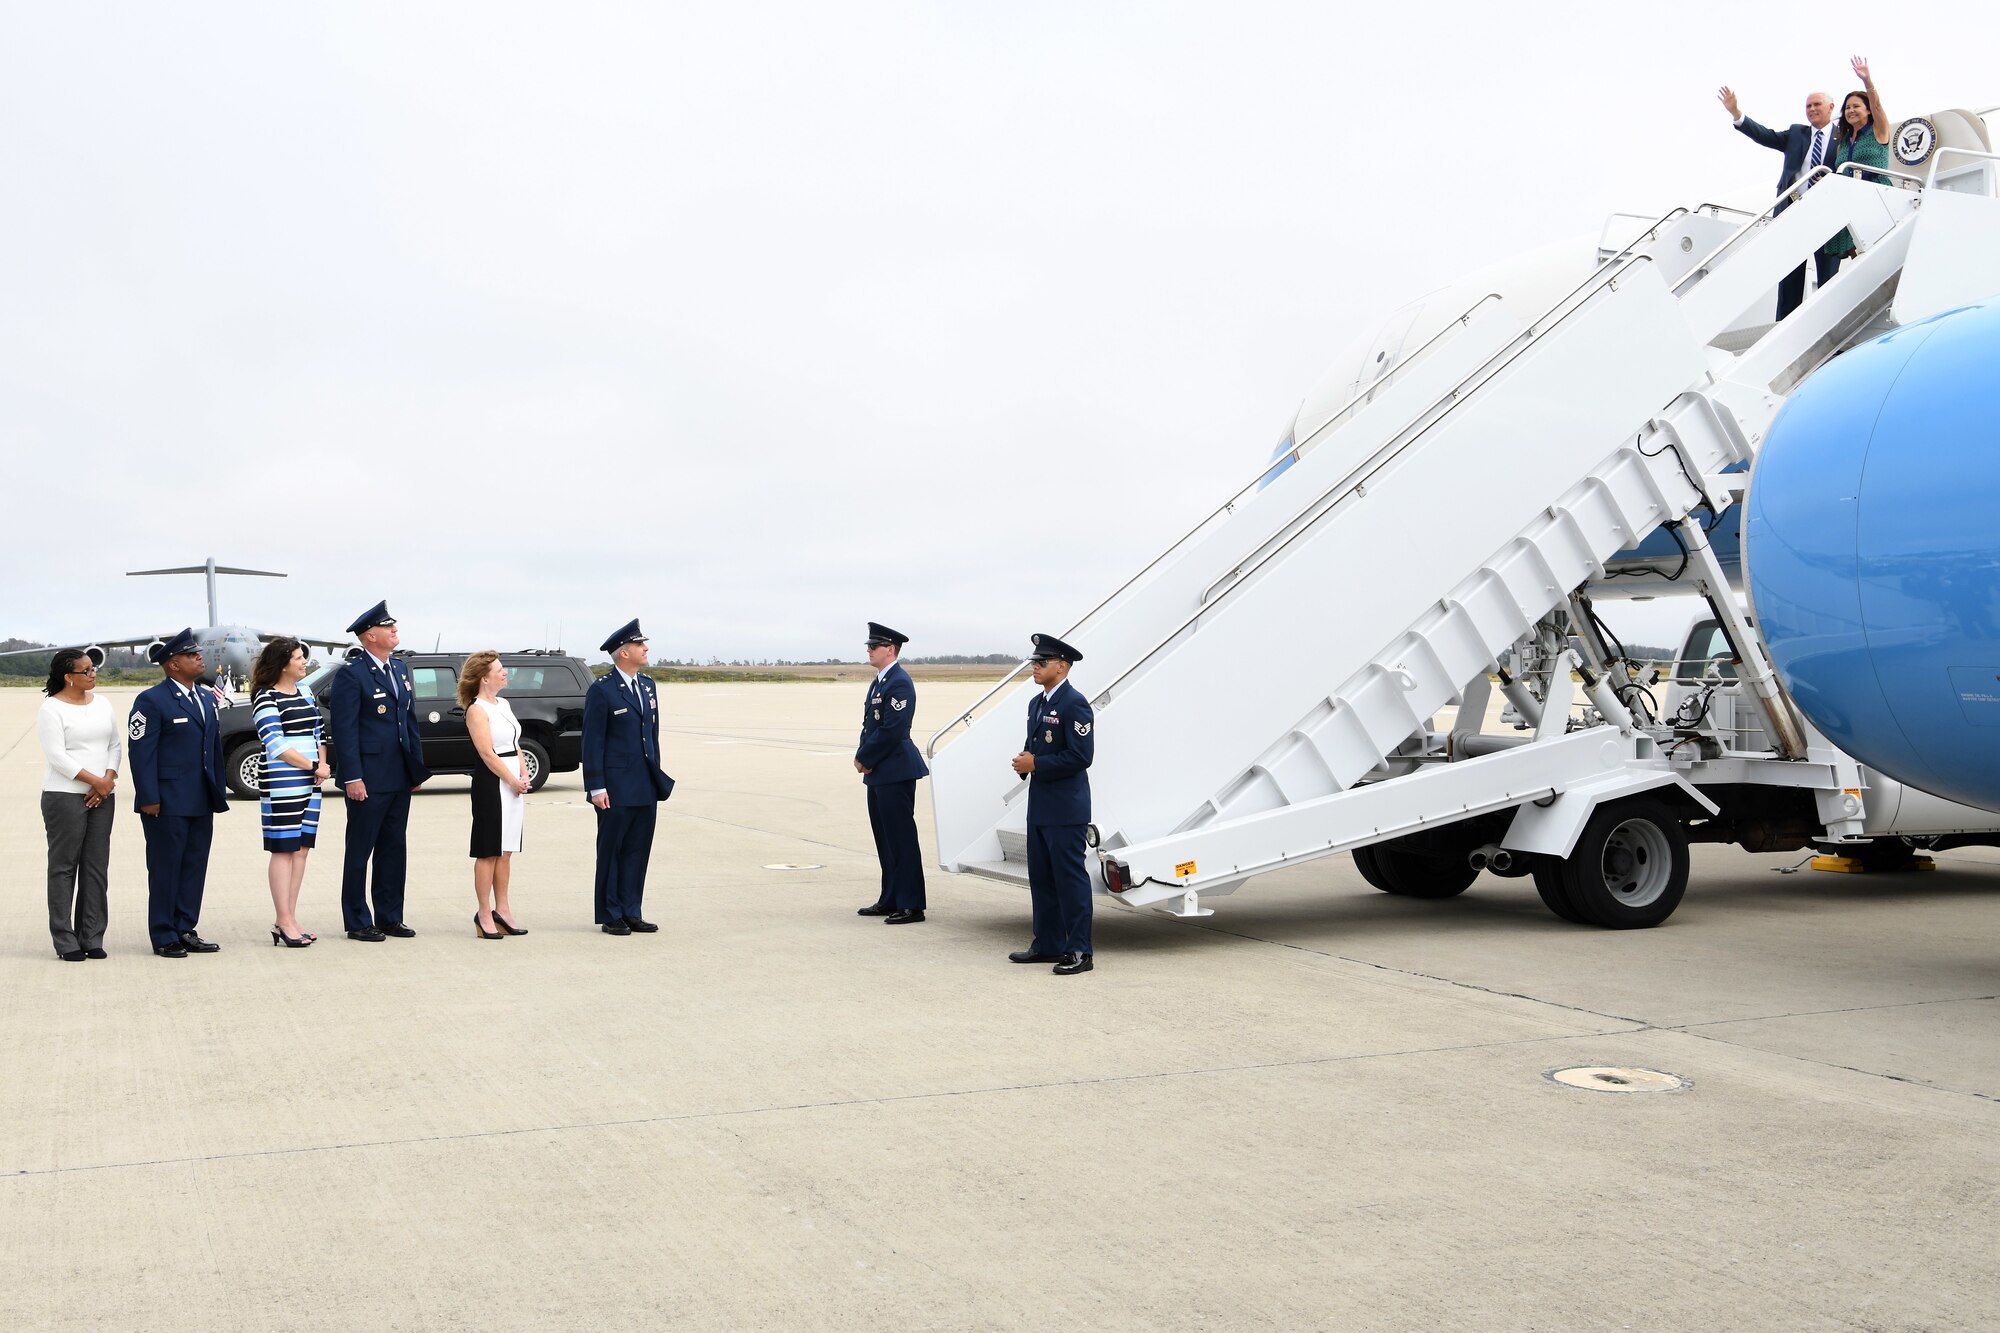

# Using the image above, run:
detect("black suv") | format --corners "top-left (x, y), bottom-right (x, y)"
top-left (218, 651), bottom-right (591, 799)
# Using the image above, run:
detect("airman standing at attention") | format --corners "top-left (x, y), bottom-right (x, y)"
top-left (327, 601), bottom-right (430, 941)
top-left (582, 620), bottom-right (675, 935)
top-left (1008, 633), bottom-right (1095, 975)
top-left (854, 623), bottom-right (929, 923)
top-left (127, 628), bottom-right (230, 958)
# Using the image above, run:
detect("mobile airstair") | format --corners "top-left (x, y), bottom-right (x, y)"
top-left (929, 125), bottom-right (2000, 928)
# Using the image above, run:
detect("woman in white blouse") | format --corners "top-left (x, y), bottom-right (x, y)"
top-left (37, 648), bottom-right (120, 961)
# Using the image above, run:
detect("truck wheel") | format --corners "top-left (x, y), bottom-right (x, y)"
top-left (226, 742), bottom-right (264, 800)
top-left (1367, 842), bottom-right (1478, 899)
top-left (520, 739), bottom-right (550, 792)
top-left (1531, 857), bottom-right (1588, 924)
top-left (1559, 798), bottom-right (1689, 929)
top-left (1352, 845), bottom-right (1396, 892)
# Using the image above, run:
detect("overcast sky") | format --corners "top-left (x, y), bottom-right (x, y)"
top-left (2, 3), bottom-right (1991, 661)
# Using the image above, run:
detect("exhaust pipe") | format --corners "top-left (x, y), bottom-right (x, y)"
top-left (1467, 844), bottom-right (1513, 873)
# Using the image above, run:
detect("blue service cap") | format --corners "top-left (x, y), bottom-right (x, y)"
top-left (600, 618), bottom-right (647, 654)
top-left (1030, 632), bottom-right (1082, 664)
top-left (346, 600), bottom-right (396, 636)
top-left (866, 622), bottom-right (908, 648)
top-left (150, 627), bottom-right (200, 663)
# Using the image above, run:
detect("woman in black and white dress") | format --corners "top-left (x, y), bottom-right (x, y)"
top-left (459, 651), bottom-right (530, 939)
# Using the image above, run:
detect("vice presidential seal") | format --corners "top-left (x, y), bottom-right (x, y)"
top-left (1892, 116), bottom-right (1938, 168)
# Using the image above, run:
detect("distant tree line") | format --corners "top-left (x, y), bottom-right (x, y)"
top-left (645, 653), bottom-right (1016, 667)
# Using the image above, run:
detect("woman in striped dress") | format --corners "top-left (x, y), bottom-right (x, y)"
top-left (252, 637), bottom-right (329, 947)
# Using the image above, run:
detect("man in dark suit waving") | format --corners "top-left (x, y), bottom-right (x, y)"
top-left (1008, 633), bottom-right (1096, 975)
top-left (854, 622), bottom-right (929, 923)
top-left (1719, 83), bottom-right (1841, 319)
top-left (128, 628), bottom-right (230, 957)
top-left (328, 601), bottom-right (430, 941)
top-left (582, 619), bottom-right (675, 935)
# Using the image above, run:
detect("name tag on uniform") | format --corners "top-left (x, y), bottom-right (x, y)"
top-left (172, 716), bottom-right (190, 724)
top-left (613, 707), bottom-right (629, 715)
top-left (372, 691), bottom-right (386, 699)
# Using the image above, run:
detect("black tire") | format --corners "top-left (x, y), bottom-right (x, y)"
top-left (1531, 856), bottom-right (1588, 924)
top-left (1365, 842), bottom-right (1479, 899)
top-left (1352, 844), bottom-right (1396, 893)
top-left (520, 738), bottom-right (550, 792)
top-left (1557, 797), bottom-right (1689, 929)
top-left (226, 741), bottom-right (264, 801)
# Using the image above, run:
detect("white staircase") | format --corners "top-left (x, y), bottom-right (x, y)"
top-left (930, 170), bottom-right (1940, 905)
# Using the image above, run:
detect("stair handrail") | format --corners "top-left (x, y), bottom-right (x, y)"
top-left (922, 289), bottom-right (1504, 758)
top-left (1099, 249), bottom-right (1663, 704)
top-left (926, 197), bottom-right (1754, 753)
top-left (1924, 144), bottom-right (2000, 189)
top-left (1838, 161), bottom-right (1929, 187)
top-left (1194, 215), bottom-right (1710, 610)
top-left (1668, 166), bottom-right (1835, 296)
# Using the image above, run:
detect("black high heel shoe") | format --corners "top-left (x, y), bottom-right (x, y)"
top-left (271, 926), bottom-right (313, 948)
top-left (491, 911), bottom-right (527, 936)
top-left (473, 912), bottom-right (505, 940)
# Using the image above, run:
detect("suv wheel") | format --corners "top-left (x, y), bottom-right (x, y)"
top-left (226, 741), bottom-right (264, 800)
top-left (520, 739), bottom-right (550, 792)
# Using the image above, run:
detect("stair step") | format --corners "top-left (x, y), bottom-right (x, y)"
top-left (958, 859), bottom-right (1031, 888)
top-left (997, 828), bottom-right (1028, 863)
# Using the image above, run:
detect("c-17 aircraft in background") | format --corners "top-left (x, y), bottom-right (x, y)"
top-left (0, 556), bottom-right (349, 691)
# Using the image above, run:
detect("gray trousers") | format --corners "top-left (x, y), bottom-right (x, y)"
top-left (42, 792), bottom-right (113, 953)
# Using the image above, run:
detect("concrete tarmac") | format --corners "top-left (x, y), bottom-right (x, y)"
top-left (2, 683), bottom-right (1996, 1331)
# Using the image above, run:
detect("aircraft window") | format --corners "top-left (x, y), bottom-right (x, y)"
top-left (1673, 620), bottom-right (1737, 681)
top-left (410, 667), bottom-right (454, 700)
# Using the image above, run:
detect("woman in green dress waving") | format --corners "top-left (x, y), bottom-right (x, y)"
top-left (1825, 56), bottom-right (1893, 263)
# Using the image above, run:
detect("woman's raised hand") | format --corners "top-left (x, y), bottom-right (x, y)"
top-left (1851, 56), bottom-right (1871, 84)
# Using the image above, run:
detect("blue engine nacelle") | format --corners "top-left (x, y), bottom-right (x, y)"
top-left (1746, 299), bottom-right (2000, 812)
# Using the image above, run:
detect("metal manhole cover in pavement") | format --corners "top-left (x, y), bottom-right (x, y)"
top-left (762, 863), bottom-right (823, 871)
top-left (1546, 1066), bottom-right (1690, 1093)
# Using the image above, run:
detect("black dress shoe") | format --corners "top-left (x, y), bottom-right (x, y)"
top-left (1053, 952), bottom-right (1094, 975)
top-left (347, 928), bottom-right (387, 942)
top-left (1008, 950), bottom-right (1062, 963)
top-left (84, 948), bottom-right (107, 960)
top-left (856, 903), bottom-right (894, 916)
top-left (153, 943), bottom-right (188, 958)
top-left (601, 921), bottom-right (632, 936)
top-left (623, 918), bottom-right (659, 933)
top-left (180, 931), bottom-right (221, 953)
top-left (885, 909), bottom-right (925, 924)
top-left (379, 922), bottom-right (417, 938)
top-left (58, 950), bottom-right (86, 962)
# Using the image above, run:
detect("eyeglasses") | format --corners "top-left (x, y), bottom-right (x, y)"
top-left (1029, 657), bottom-right (1051, 668)
top-left (67, 665), bottom-right (99, 676)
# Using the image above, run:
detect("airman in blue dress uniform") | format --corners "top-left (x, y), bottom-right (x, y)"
top-left (854, 622), bottom-right (929, 923)
top-left (1009, 633), bottom-right (1095, 975)
top-left (582, 619), bottom-right (675, 935)
top-left (127, 628), bottom-right (230, 958)
top-left (327, 601), bottom-right (431, 941)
